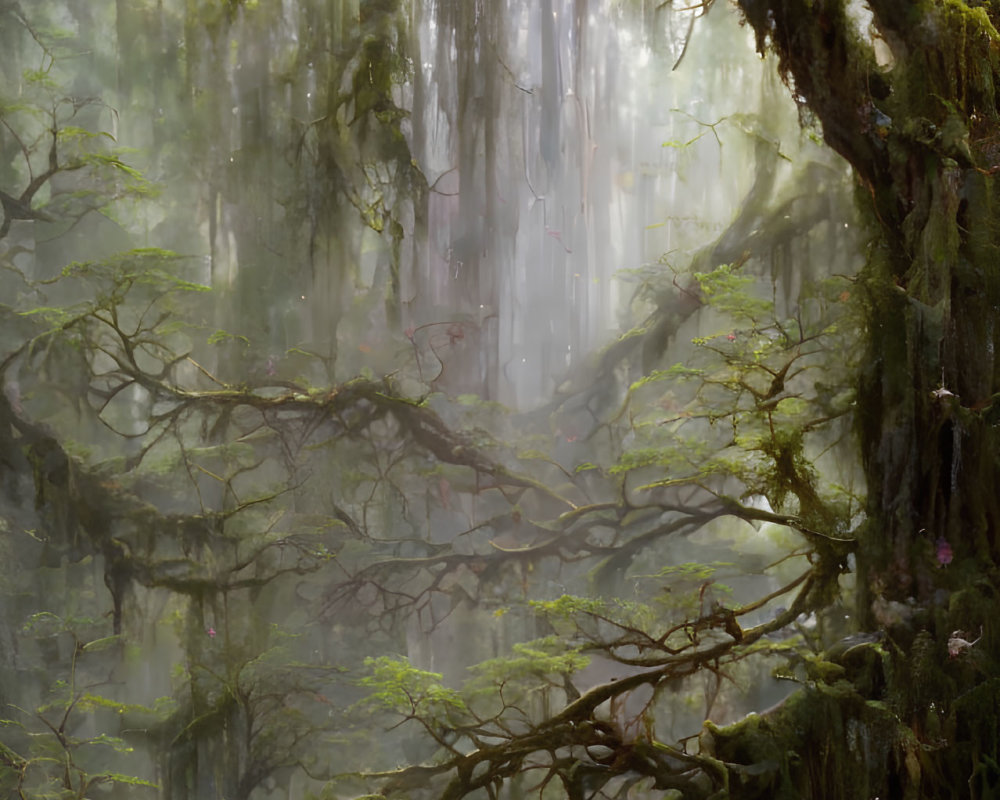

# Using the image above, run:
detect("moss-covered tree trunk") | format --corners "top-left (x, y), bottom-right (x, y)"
top-left (712, 1), bottom-right (1000, 796)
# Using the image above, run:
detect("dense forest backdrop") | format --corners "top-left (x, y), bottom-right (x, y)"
top-left (1, 1), bottom-right (997, 799)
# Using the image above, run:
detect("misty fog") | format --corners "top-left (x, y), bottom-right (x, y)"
top-left (0, 1), bottom-right (864, 798)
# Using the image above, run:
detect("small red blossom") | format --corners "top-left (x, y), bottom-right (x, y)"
top-left (726, 333), bottom-right (737, 342)
top-left (207, 627), bottom-right (216, 639)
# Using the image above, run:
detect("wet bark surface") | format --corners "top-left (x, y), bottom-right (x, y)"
top-left (721, 1), bottom-right (1000, 796)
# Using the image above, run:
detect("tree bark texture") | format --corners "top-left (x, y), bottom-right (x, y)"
top-left (713, 2), bottom-right (1000, 796)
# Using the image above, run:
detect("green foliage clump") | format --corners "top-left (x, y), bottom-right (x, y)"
top-left (358, 656), bottom-right (467, 718)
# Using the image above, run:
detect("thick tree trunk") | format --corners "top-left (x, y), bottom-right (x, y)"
top-left (711, 1), bottom-right (1000, 796)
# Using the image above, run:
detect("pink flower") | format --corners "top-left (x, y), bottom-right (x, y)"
top-left (935, 537), bottom-right (953, 567)
top-left (726, 333), bottom-right (737, 342)
top-left (207, 627), bottom-right (216, 638)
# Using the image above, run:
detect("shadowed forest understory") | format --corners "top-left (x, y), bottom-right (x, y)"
top-left (1, 1), bottom-right (999, 799)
